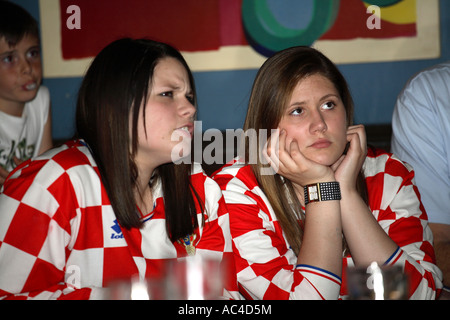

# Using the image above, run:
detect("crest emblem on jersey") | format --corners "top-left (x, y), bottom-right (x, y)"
top-left (178, 233), bottom-right (196, 256)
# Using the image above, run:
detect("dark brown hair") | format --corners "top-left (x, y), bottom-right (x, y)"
top-left (0, 1), bottom-right (40, 46)
top-left (76, 38), bottom-right (202, 241)
top-left (243, 46), bottom-right (366, 255)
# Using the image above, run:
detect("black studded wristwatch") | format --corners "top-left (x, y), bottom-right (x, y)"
top-left (304, 182), bottom-right (341, 206)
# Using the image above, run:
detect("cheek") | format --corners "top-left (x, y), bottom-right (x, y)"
top-left (0, 73), bottom-right (14, 88)
top-left (282, 127), bottom-right (307, 148)
top-left (33, 63), bottom-right (42, 78)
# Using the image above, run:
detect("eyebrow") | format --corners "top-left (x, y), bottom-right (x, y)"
top-left (290, 93), bottom-right (340, 107)
top-left (156, 77), bottom-right (192, 92)
top-left (0, 49), bottom-right (15, 56)
top-left (0, 45), bottom-right (40, 56)
top-left (28, 45), bottom-right (41, 51)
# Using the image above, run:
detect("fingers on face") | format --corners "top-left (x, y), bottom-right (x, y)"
top-left (346, 124), bottom-right (367, 156)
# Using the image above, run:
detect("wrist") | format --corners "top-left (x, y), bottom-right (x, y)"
top-left (304, 181), bottom-right (342, 206)
top-left (338, 184), bottom-right (359, 197)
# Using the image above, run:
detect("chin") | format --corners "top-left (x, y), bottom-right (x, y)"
top-left (170, 142), bottom-right (192, 163)
top-left (305, 152), bottom-right (340, 167)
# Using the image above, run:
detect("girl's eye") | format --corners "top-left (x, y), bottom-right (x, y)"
top-left (290, 108), bottom-right (303, 116)
top-left (160, 91), bottom-right (173, 98)
top-left (186, 94), bottom-right (195, 104)
top-left (322, 101), bottom-right (336, 110)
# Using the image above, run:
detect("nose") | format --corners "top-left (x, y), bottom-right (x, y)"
top-left (309, 110), bottom-right (327, 134)
top-left (179, 97), bottom-right (196, 119)
top-left (20, 57), bottom-right (32, 75)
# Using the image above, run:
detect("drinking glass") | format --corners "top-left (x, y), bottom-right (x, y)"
top-left (346, 262), bottom-right (409, 300)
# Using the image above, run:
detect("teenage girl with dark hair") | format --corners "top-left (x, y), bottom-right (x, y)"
top-left (0, 38), bottom-right (240, 300)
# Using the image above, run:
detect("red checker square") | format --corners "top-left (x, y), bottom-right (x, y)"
top-left (73, 206), bottom-right (104, 250)
top-left (263, 282), bottom-right (290, 300)
top-left (197, 220), bottom-right (224, 252)
top-left (377, 205), bottom-right (397, 222)
top-left (420, 241), bottom-right (436, 263)
top-left (51, 147), bottom-right (90, 171)
top-left (1, 290), bottom-right (27, 300)
top-left (121, 227), bottom-right (142, 258)
top-left (212, 173), bottom-right (234, 189)
top-left (216, 198), bottom-right (229, 218)
top-left (385, 157), bottom-right (412, 181)
top-left (102, 247), bottom-right (139, 286)
top-left (47, 173), bottom-right (79, 234)
top-left (22, 257), bottom-right (63, 294)
top-left (144, 258), bottom-right (175, 280)
top-left (3, 160), bottom-right (47, 202)
top-left (388, 216), bottom-right (424, 247)
top-left (191, 171), bottom-right (206, 195)
top-left (3, 203), bottom-right (50, 256)
top-left (228, 203), bottom-right (261, 238)
top-left (365, 174), bottom-right (383, 209)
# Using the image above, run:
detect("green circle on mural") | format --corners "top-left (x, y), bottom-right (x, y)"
top-left (242, 0), bottom-right (340, 53)
top-left (363, 0), bottom-right (402, 7)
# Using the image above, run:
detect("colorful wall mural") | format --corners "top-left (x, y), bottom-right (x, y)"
top-left (40, 0), bottom-right (439, 76)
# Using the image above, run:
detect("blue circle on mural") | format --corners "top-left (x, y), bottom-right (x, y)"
top-left (242, 0), bottom-right (340, 56)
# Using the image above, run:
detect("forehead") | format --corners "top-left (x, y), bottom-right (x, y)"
top-left (0, 34), bottom-right (39, 52)
top-left (153, 57), bottom-right (190, 84)
top-left (291, 74), bottom-right (338, 96)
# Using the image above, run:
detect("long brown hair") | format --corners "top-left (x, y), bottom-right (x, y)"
top-left (76, 38), bottom-right (203, 241)
top-left (243, 46), bottom-right (367, 255)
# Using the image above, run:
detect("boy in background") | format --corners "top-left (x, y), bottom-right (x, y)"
top-left (0, 1), bottom-right (52, 186)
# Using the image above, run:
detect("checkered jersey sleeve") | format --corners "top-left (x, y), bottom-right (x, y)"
top-left (363, 148), bottom-right (443, 299)
top-left (0, 145), bottom-right (101, 300)
top-left (214, 161), bottom-right (341, 300)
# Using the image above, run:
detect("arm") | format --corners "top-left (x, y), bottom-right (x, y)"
top-left (266, 129), bottom-right (343, 277)
top-left (0, 157), bottom-right (23, 187)
top-left (363, 151), bottom-right (443, 299)
top-left (0, 161), bottom-right (99, 300)
top-left (215, 164), bottom-right (342, 300)
top-left (428, 223), bottom-right (450, 298)
top-left (336, 125), bottom-right (442, 298)
top-left (38, 102), bottom-right (53, 155)
top-left (336, 126), bottom-right (398, 266)
top-left (0, 166), bottom-right (8, 186)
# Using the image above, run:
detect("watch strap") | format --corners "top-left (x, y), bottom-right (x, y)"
top-left (304, 182), bottom-right (341, 205)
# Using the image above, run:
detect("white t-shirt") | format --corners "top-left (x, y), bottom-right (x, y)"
top-left (0, 86), bottom-right (50, 171)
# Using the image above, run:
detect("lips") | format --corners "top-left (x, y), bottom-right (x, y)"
top-left (174, 123), bottom-right (194, 138)
top-left (309, 139), bottom-right (331, 149)
top-left (22, 81), bottom-right (37, 91)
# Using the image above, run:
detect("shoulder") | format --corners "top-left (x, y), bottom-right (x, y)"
top-left (212, 158), bottom-right (258, 190)
top-left (25, 85), bottom-right (50, 116)
top-left (30, 85), bottom-right (50, 106)
top-left (408, 62), bottom-right (450, 85)
top-left (363, 147), bottom-right (413, 179)
top-left (36, 85), bottom-right (50, 99)
top-left (5, 140), bottom-right (98, 192)
top-left (363, 147), bottom-right (418, 211)
top-left (190, 162), bottom-right (223, 200)
top-left (400, 62), bottom-right (450, 101)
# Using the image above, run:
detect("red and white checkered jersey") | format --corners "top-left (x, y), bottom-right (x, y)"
top-left (213, 147), bottom-right (443, 300)
top-left (0, 140), bottom-right (241, 300)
